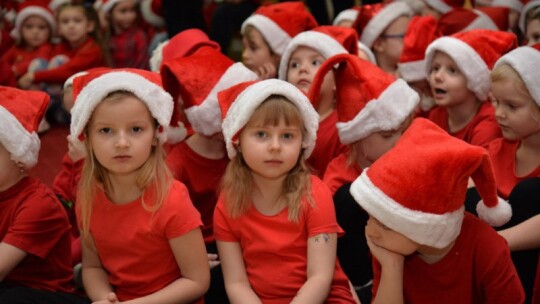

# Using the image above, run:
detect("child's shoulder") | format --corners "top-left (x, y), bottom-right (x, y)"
top-left (460, 212), bottom-right (507, 248)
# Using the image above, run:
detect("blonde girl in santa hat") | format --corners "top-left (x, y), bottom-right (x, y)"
top-left (71, 68), bottom-right (209, 303)
top-left (214, 79), bottom-right (357, 303)
top-left (0, 86), bottom-right (89, 304)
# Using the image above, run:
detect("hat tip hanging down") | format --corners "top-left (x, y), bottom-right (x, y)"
top-left (477, 197), bottom-right (512, 227)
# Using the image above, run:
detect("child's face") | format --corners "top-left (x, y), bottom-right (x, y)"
top-left (110, 0), bottom-right (137, 32)
top-left (58, 7), bottom-right (94, 47)
top-left (242, 27), bottom-right (279, 74)
top-left (374, 15), bottom-right (410, 69)
top-left (0, 143), bottom-right (22, 192)
top-left (87, 95), bottom-right (156, 178)
top-left (429, 51), bottom-right (476, 106)
top-left (526, 19), bottom-right (540, 46)
top-left (238, 117), bottom-right (303, 181)
top-left (62, 86), bottom-right (75, 112)
top-left (286, 46), bottom-right (330, 94)
top-left (366, 215), bottom-right (419, 256)
top-left (21, 16), bottom-right (51, 49)
top-left (491, 79), bottom-right (540, 140)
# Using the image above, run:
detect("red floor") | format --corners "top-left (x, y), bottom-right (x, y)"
top-left (30, 124), bottom-right (69, 187)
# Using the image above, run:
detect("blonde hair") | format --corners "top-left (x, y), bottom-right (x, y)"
top-left (77, 90), bottom-right (172, 238)
top-left (221, 95), bottom-right (312, 222)
top-left (491, 63), bottom-right (532, 99)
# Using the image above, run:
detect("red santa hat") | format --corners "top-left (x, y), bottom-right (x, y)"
top-left (438, 8), bottom-right (500, 35)
top-left (0, 86), bottom-right (49, 168)
top-left (477, 6), bottom-right (510, 30)
top-left (333, 7), bottom-right (360, 26)
top-left (140, 0), bottom-right (164, 28)
top-left (350, 118), bottom-right (512, 249)
top-left (160, 47), bottom-right (258, 140)
top-left (398, 16), bottom-right (441, 82)
top-left (492, 0), bottom-right (526, 12)
top-left (70, 68), bottom-right (174, 148)
top-left (494, 44), bottom-right (540, 106)
top-left (149, 28), bottom-right (220, 72)
top-left (278, 25), bottom-right (359, 79)
top-left (241, 2), bottom-right (318, 55)
top-left (218, 79), bottom-right (319, 159)
top-left (519, 0), bottom-right (540, 32)
top-left (10, 1), bottom-right (56, 40)
top-left (425, 29), bottom-right (517, 101)
top-left (424, 0), bottom-right (465, 13)
top-left (100, 0), bottom-right (130, 15)
top-left (308, 53), bottom-right (419, 144)
top-left (354, 2), bottom-right (413, 49)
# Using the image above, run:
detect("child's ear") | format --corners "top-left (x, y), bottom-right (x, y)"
top-left (372, 38), bottom-right (385, 53)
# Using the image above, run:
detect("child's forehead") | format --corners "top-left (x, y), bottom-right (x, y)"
top-left (290, 45), bottom-right (324, 59)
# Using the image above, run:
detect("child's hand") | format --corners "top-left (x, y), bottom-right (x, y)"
top-left (67, 135), bottom-right (86, 162)
top-left (366, 231), bottom-right (405, 267)
top-left (17, 72), bottom-right (34, 89)
top-left (92, 292), bottom-right (120, 304)
top-left (256, 62), bottom-right (277, 80)
top-left (208, 253), bottom-right (220, 269)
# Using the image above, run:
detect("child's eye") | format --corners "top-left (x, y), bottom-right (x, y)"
top-left (448, 67), bottom-right (458, 74)
top-left (312, 59), bottom-right (323, 66)
top-left (289, 61), bottom-right (299, 69)
top-left (255, 131), bottom-right (267, 138)
top-left (132, 126), bottom-right (143, 133)
top-left (99, 128), bottom-right (111, 134)
top-left (282, 133), bottom-right (294, 139)
top-left (380, 131), bottom-right (395, 138)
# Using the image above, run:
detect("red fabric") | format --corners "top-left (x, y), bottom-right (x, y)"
top-left (0, 177), bottom-right (73, 293)
top-left (427, 102), bottom-right (501, 148)
top-left (214, 176), bottom-right (356, 304)
top-left (33, 37), bottom-right (106, 84)
top-left (82, 180), bottom-right (202, 301)
top-left (488, 138), bottom-right (540, 199)
top-left (323, 151), bottom-right (363, 195)
top-left (0, 27), bottom-right (15, 57)
top-left (0, 43), bottom-right (53, 79)
top-left (307, 110), bottom-right (347, 177)
top-left (109, 26), bottom-right (149, 69)
top-left (371, 213), bottom-right (525, 304)
top-left (166, 140), bottom-right (229, 243)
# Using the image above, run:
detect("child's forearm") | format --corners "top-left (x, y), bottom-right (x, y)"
top-left (290, 275), bottom-right (332, 304)
top-left (372, 261), bottom-right (404, 304)
top-left (499, 214), bottom-right (540, 251)
top-left (82, 266), bottom-right (114, 301)
top-left (122, 277), bottom-right (208, 304)
top-left (225, 282), bottom-right (262, 304)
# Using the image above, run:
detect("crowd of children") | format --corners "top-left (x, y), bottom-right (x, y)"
top-left (1, 0), bottom-right (540, 303)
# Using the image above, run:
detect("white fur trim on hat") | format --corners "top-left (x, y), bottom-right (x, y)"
top-left (64, 71), bottom-right (89, 90)
top-left (49, 0), bottom-right (70, 11)
top-left (336, 79), bottom-right (419, 144)
top-left (360, 2), bottom-right (412, 48)
top-left (278, 31), bottom-right (348, 80)
top-left (495, 46), bottom-right (540, 107)
top-left (101, 0), bottom-right (125, 14)
top-left (358, 41), bottom-right (377, 63)
top-left (185, 63), bottom-right (259, 136)
top-left (398, 59), bottom-right (426, 82)
top-left (333, 9), bottom-right (359, 26)
top-left (149, 40), bottom-right (169, 72)
top-left (493, 0), bottom-right (523, 12)
top-left (70, 71), bottom-right (174, 145)
top-left (165, 121), bottom-right (188, 144)
top-left (425, 37), bottom-right (491, 101)
top-left (351, 170), bottom-right (465, 248)
top-left (519, 0), bottom-right (540, 32)
top-left (141, 0), bottom-right (165, 28)
top-left (477, 196), bottom-right (512, 227)
top-left (463, 9), bottom-right (499, 32)
top-left (241, 14), bottom-right (291, 55)
top-left (10, 6), bottom-right (56, 40)
top-left (222, 79), bottom-right (319, 159)
top-left (0, 106), bottom-right (40, 168)
top-left (424, 0), bottom-right (452, 13)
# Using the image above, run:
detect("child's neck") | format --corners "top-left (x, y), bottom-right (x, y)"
top-left (515, 131), bottom-right (540, 177)
top-left (446, 98), bottom-right (481, 133)
top-left (417, 241), bottom-right (455, 264)
top-left (375, 54), bottom-right (397, 76)
top-left (107, 173), bottom-right (142, 204)
top-left (250, 173), bottom-right (286, 216)
top-left (186, 133), bottom-right (226, 160)
top-left (0, 171), bottom-right (27, 192)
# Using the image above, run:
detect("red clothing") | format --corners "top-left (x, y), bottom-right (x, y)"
top-left (214, 176), bottom-right (356, 304)
top-left (166, 140), bottom-right (229, 243)
top-left (428, 102), bottom-right (501, 148)
top-left (308, 110), bottom-right (347, 177)
top-left (0, 177), bottom-right (73, 293)
top-left (83, 180), bottom-right (202, 301)
top-left (372, 213), bottom-right (524, 304)
top-left (109, 27), bottom-right (149, 69)
top-left (323, 151), bottom-right (363, 195)
top-left (33, 37), bottom-right (106, 84)
top-left (1, 43), bottom-right (53, 79)
top-left (488, 138), bottom-right (540, 199)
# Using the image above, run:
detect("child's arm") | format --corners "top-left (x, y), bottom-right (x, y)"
top-left (82, 234), bottom-right (116, 301)
top-left (0, 243), bottom-right (27, 281)
top-left (217, 240), bottom-right (262, 304)
top-left (499, 214), bottom-right (540, 251)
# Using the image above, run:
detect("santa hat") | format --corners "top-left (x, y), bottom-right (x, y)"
top-left (308, 53), bottom-right (419, 144)
top-left (241, 2), bottom-right (318, 55)
top-left (424, 0), bottom-right (465, 13)
top-left (278, 26), bottom-right (359, 79)
top-left (492, 0), bottom-right (526, 12)
top-left (477, 6), bottom-right (510, 30)
top-left (100, 0), bottom-right (129, 15)
top-left (425, 29), bottom-right (517, 101)
top-left (519, 0), bottom-right (540, 32)
top-left (398, 16), bottom-right (441, 82)
top-left (49, 0), bottom-right (71, 11)
top-left (70, 68), bottom-right (174, 149)
top-left (354, 2), bottom-right (413, 49)
top-left (160, 47), bottom-right (258, 140)
top-left (140, 0), bottom-right (164, 28)
top-left (64, 71), bottom-right (89, 89)
top-left (358, 41), bottom-right (377, 63)
top-left (10, 1), bottom-right (56, 40)
top-left (218, 79), bottom-right (319, 159)
top-left (0, 86), bottom-right (49, 168)
top-left (494, 45), bottom-right (540, 106)
top-left (333, 7), bottom-right (360, 26)
top-left (350, 118), bottom-right (512, 249)
top-left (149, 29), bottom-right (220, 72)
top-left (438, 8), bottom-right (499, 35)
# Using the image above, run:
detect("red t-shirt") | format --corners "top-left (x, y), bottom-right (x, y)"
top-left (83, 180), bottom-right (202, 301)
top-left (166, 140), bottom-right (228, 244)
top-left (323, 152), bottom-right (363, 195)
top-left (1, 43), bottom-right (53, 78)
top-left (372, 213), bottom-right (524, 304)
top-left (53, 153), bottom-right (84, 210)
top-left (0, 177), bottom-right (73, 293)
top-left (308, 110), bottom-right (347, 177)
top-left (488, 138), bottom-right (540, 199)
top-left (428, 102), bottom-right (501, 148)
top-left (214, 176), bottom-right (356, 304)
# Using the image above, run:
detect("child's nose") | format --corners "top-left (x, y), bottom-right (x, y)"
top-left (115, 132), bottom-right (130, 148)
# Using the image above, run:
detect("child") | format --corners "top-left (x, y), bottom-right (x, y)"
top-left (0, 86), bottom-right (88, 304)
top-left (101, 0), bottom-right (149, 69)
top-left (70, 68), bottom-right (210, 303)
top-left (350, 117), bottom-right (524, 304)
top-left (425, 29), bottom-right (516, 148)
top-left (241, 2), bottom-right (317, 79)
top-left (278, 25), bottom-right (358, 177)
top-left (421, 0), bottom-right (464, 19)
top-left (519, 1), bottom-right (540, 45)
top-left (160, 46), bottom-right (258, 304)
top-left (214, 79), bottom-right (356, 303)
